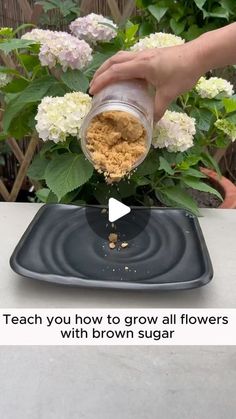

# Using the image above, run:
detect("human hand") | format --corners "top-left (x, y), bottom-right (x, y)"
top-left (89, 42), bottom-right (205, 120)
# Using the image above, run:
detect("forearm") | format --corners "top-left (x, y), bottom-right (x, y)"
top-left (191, 23), bottom-right (236, 73)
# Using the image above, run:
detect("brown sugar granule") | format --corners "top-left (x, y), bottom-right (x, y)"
top-left (108, 234), bottom-right (129, 250)
top-left (108, 233), bottom-right (118, 243)
top-left (86, 111), bottom-right (147, 183)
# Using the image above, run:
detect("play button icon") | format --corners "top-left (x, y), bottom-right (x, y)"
top-left (108, 198), bottom-right (131, 222)
top-left (85, 197), bottom-right (150, 241)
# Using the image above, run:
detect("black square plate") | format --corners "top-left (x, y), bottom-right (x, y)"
top-left (10, 204), bottom-right (213, 290)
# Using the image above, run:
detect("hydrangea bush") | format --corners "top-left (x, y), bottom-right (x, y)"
top-left (0, 15), bottom-right (236, 214)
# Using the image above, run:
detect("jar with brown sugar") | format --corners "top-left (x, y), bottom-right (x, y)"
top-left (80, 80), bottom-right (154, 183)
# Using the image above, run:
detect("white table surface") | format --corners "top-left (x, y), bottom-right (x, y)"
top-left (0, 203), bottom-right (235, 308)
top-left (0, 203), bottom-right (235, 419)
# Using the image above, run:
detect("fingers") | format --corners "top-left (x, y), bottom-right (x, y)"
top-left (89, 60), bottom-right (147, 94)
top-left (154, 91), bottom-right (172, 122)
top-left (91, 51), bottom-right (136, 84)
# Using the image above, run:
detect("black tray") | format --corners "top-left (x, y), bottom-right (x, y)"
top-left (10, 204), bottom-right (213, 290)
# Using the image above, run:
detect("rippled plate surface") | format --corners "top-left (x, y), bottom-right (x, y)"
top-left (10, 204), bottom-right (213, 290)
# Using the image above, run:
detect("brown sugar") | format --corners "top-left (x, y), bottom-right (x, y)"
top-left (85, 111), bottom-right (147, 183)
top-left (108, 232), bottom-right (130, 251)
top-left (108, 233), bottom-right (118, 243)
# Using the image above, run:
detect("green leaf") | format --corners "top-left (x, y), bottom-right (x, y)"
top-left (200, 151), bottom-right (221, 176)
top-left (60, 188), bottom-right (81, 204)
top-left (207, 6), bottom-right (229, 19)
top-left (0, 66), bottom-right (19, 76)
top-left (226, 113), bottom-right (236, 124)
top-left (28, 154), bottom-right (49, 180)
top-left (136, 0), bottom-right (153, 8)
top-left (160, 150), bottom-right (183, 166)
top-left (223, 98), bottom-right (236, 113)
top-left (182, 176), bottom-right (223, 200)
top-left (118, 181), bottom-right (137, 198)
top-left (155, 190), bottom-right (175, 207)
top-left (125, 23), bottom-right (139, 41)
top-left (170, 18), bottom-right (186, 35)
top-left (0, 132), bottom-right (8, 141)
top-left (139, 22), bottom-right (153, 37)
top-left (190, 108), bottom-right (213, 132)
top-left (199, 98), bottom-right (224, 112)
top-left (133, 176), bottom-right (150, 186)
top-left (46, 190), bottom-right (58, 203)
top-left (184, 24), bottom-right (205, 41)
top-left (3, 78), bottom-right (29, 93)
top-left (160, 186), bottom-right (199, 215)
top-left (36, 188), bottom-right (50, 202)
top-left (61, 69), bottom-right (89, 93)
top-left (193, 0), bottom-right (206, 9)
top-left (8, 105), bottom-right (36, 138)
top-left (180, 167), bottom-right (207, 178)
top-left (19, 54), bottom-right (40, 72)
top-left (47, 81), bottom-right (69, 97)
top-left (0, 38), bottom-right (36, 54)
top-left (84, 52), bottom-right (113, 78)
top-left (178, 155), bottom-right (201, 170)
top-left (45, 153), bottom-right (93, 201)
top-left (40, 141), bottom-right (56, 156)
top-left (36, 0), bottom-right (57, 12)
top-left (215, 135), bottom-right (230, 148)
top-left (135, 150), bottom-right (158, 176)
top-left (3, 76), bottom-right (55, 132)
top-left (147, 5), bottom-right (168, 22)
top-left (168, 102), bottom-right (185, 113)
top-left (221, 0), bottom-right (236, 14)
top-left (158, 156), bottom-right (174, 175)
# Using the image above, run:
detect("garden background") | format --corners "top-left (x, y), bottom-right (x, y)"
top-left (0, 0), bottom-right (236, 207)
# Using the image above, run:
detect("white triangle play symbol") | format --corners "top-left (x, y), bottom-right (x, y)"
top-left (108, 198), bottom-right (131, 223)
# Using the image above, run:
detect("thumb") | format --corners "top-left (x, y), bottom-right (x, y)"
top-left (154, 91), bottom-right (171, 122)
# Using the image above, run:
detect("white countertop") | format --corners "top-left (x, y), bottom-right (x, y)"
top-left (0, 203), bottom-right (235, 308)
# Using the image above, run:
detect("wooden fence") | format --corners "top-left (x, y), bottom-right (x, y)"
top-left (0, 0), bottom-right (136, 201)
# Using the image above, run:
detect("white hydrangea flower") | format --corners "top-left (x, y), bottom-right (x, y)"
top-left (21, 28), bottom-right (55, 43)
top-left (22, 29), bottom-right (92, 71)
top-left (35, 92), bottom-right (92, 143)
top-left (0, 72), bottom-right (12, 88)
top-left (131, 32), bottom-right (184, 52)
top-left (152, 111), bottom-right (196, 152)
top-left (70, 13), bottom-right (117, 44)
top-left (195, 76), bottom-right (234, 99)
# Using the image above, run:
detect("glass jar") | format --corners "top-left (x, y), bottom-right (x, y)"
top-left (80, 79), bottom-right (154, 170)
